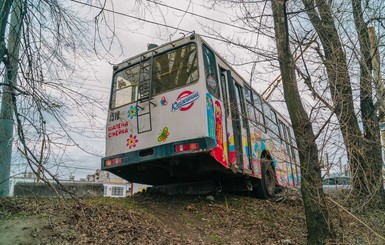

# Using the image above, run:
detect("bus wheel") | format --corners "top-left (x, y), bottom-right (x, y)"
top-left (254, 160), bottom-right (276, 198)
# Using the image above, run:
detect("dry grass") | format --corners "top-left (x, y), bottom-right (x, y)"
top-left (0, 191), bottom-right (384, 244)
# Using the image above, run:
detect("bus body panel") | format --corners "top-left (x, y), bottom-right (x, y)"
top-left (105, 84), bottom-right (207, 157)
top-left (212, 46), bottom-right (300, 187)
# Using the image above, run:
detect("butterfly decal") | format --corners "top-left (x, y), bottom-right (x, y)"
top-left (160, 96), bottom-right (168, 106)
top-left (158, 127), bottom-right (170, 142)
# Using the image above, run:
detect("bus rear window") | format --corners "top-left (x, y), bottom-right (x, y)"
top-left (111, 44), bottom-right (198, 109)
top-left (111, 65), bottom-right (141, 108)
top-left (152, 44), bottom-right (198, 96)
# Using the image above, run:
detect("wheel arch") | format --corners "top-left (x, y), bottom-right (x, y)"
top-left (260, 150), bottom-right (275, 170)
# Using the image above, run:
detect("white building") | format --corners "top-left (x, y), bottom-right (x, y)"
top-left (103, 182), bottom-right (131, 197)
top-left (9, 170), bottom-right (150, 197)
top-left (86, 169), bottom-right (132, 197)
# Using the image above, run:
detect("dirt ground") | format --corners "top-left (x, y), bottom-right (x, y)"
top-left (0, 191), bottom-right (384, 244)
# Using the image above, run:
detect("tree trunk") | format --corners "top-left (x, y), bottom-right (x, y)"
top-left (271, 0), bottom-right (336, 243)
top-left (302, 0), bottom-right (384, 207)
top-left (351, 0), bottom-right (384, 204)
top-left (0, 0), bottom-right (23, 196)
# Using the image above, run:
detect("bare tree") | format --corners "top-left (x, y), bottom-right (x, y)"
top-left (204, 0), bottom-right (385, 209)
top-left (0, 0), bottom-right (111, 196)
top-left (301, 0), bottom-right (384, 208)
top-left (271, 1), bottom-right (335, 243)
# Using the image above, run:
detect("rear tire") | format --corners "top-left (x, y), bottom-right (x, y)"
top-left (254, 159), bottom-right (276, 198)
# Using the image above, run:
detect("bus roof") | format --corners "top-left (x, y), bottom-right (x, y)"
top-left (113, 32), bottom-right (199, 72)
top-left (199, 36), bottom-right (292, 127)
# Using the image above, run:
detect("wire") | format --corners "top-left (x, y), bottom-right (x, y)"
top-left (78, 83), bottom-right (110, 90)
top-left (69, 0), bottom-right (190, 32)
top-left (146, 0), bottom-right (255, 33)
top-left (183, 0), bottom-right (238, 18)
top-left (50, 165), bottom-right (97, 171)
top-left (68, 0), bottom-right (247, 43)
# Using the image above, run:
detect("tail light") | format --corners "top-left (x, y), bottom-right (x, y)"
top-left (105, 157), bottom-right (122, 167)
top-left (174, 142), bottom-right (200, 153)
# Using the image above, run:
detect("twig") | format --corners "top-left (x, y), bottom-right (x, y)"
top-left (48, 215), bottom-right (54, 230)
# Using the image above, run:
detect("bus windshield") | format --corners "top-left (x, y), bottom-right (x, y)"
top-left (110, 43), bottom-right (198, 109)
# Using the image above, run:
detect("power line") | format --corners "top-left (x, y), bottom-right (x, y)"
top-left (62, 82), bottom-right (110, 92)
top-left (79, 83), bottom-right (110, 90)
top-left (47, 164), bottom-right (97, 171)
top-left (182, 0), bottom-right (238, 18)
top-left (69, 0), bottom-right (190, 31)
top-left (11, 162), bottom-right (99, 171)
top-left (70, 86), bottom-right (109, 94)
top-left (68, 0), bottom-right (242, 43)
top-left (146, 0), bottom-right (254, 33)
top-left (96, 20), bottom-right (159, 39)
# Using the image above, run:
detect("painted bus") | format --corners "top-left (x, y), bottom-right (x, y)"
top-left (102, 33), bottom-right (300, 198)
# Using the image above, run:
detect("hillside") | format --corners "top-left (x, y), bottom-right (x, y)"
top-left (0, 191), bottom-right (384, 244)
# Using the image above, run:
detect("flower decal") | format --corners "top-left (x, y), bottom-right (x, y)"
top-left (127, 134), bottom-right (138, 149)
top-left (128, 105), bottom-right (140, 119)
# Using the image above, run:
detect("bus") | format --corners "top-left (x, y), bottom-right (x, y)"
top-left (101, 33), bottom-right (300, 198)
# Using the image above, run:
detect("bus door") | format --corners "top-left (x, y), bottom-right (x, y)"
top-left (233, 80), bottom-right (252, 172)
top-left (220, 68), bottom-right (250, 171)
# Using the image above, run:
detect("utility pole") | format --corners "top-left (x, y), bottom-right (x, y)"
top-left (0, 0), bottom-right (24, 196)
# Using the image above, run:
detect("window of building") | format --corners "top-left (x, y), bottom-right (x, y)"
top-left (103, 186), bottom-right (107, 196)
top-left (111, 187), bottom-right (124, 196)
top-left (203, 45), bottom-right (220, 98)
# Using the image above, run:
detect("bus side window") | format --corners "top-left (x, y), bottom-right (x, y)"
top-left (252, 92), bottom-right (265, 132)
top-left (246, 101), bottom-right (256, 125)
top-left (271, 110), bottom-right (280, 136)
top-left (263, 102), bottom-right (271, 119)
top-left (244, 86), bottom-right (256, 124)
top-left (203, 45), bottom-right (220, 99)
top-left (264, 103), bottom-right (279, 137)
top-left (244, 86), bottom-right (252, 102)
top-left (234, 82), bottom-right (246, 127)
top-left (220, 71), bottom-right (229, 117)
top-left (253, 92), bottom-right (263, 111)
top-left (288, 127), bottom-right (298, 162)
top-left (263, 103), bottom-right (271, 129)
top-left (279, 121), bottom-right (292, 158)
